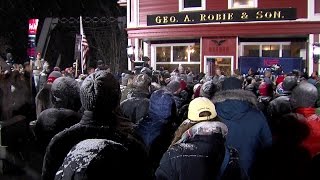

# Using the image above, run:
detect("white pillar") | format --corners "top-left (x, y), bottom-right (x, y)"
top-left (309, 34), bottom-right (314, 76)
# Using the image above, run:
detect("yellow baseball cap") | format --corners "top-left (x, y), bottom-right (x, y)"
top-left (188, 97), bottom-right (217, 122)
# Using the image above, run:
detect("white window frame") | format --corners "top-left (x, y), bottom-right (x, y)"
top-left (228, 0), bottom-right (258, 9)
top-left (179, 0), bottom-right (206, 12)
top-left (240, 42), bottom-right (291, 58)
top-left (308, 0), bottom-right (320, 21)
top-left (151, 43), bottom-right (201, 71)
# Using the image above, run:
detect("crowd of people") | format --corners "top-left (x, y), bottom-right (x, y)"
top-left (1, 54), bottom-right (320, 180)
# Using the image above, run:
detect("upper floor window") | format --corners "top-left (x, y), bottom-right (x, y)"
top-left (229, 0), bottom-right (257, 9)
top-left (179, 0), bottom-right (206, 11)
top-left (316, 0), bottom-right (320, 14)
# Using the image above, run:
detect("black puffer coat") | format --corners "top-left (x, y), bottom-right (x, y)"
top-left (156, 134), bottom-right (225, 180)
top-left (42, 111), bottom-right (150, 180)
top-left (55, 139), bottom-right (135, 180)
top-left (35, 108), bottom-right (81, 150)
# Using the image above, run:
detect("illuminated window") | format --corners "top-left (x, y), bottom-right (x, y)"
top-left (153, 43), bottom-right (201, 73)
top-left (229, 0), bottom-right (257, 9)
top-left (179, 0), bottom-right (206, 11)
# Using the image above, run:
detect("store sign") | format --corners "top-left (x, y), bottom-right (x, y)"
top-left (239, 57), bottom-right (302, 74)
top-left (147, 8), bottom-right (296, 26)
top-left (28, 19), bottom-right (39, 60)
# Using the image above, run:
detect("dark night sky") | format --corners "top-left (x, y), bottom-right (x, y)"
top-left (0, 0), bottom-right (124, 64)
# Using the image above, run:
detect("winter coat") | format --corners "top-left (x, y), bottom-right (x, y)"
top-left (172, 90), bottom-right (189, 110)
top-left (136, 89), bottom-right (177, 171)
top-left (35, 108), bottom-right (81, 151)
top-left (267, 95), bottom-right (292, 131)
top-left (295, 108), bottom-right (320, 157)
top-left (35, 84), bottom-right (53, 118)
top-left (120, 97), bottom-right (149, 124)
top-left (155, 122), bottom-right (227, 180)
top-left (120, 85), bottom-right (134, 103)
top-left (136, 89), bottom-right (176, 148)
top-left (55, 139), bottom-right (135, 180)
top-left (213, 90), bottom-right (272, 176)
top-left (42, 111), bottom-right (150, 180)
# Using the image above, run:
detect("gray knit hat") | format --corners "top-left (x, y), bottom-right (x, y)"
top-left (80, 71), bottom-right (120, 112)
top-left (291, 81), bottom-right (318, 108)
top-left (166, 80), bottom-right (180, 94)
top-left (51, 77), bottom-right (81, 111)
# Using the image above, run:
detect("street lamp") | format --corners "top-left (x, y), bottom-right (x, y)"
top-left (313, 43), bottom-right (320, 63)
top-left (127, 46), bottom-right (135, 62)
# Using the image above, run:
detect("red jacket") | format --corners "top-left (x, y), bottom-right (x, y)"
top-left (296, 108), bottom-right (320, 157)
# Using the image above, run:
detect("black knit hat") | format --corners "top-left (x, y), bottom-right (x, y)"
top-left (222, 77), bottom-right (242, 90)
top-left (291, 81), bottom-right (318, 108)
top-left (80, 71), bottom-right (120, 112)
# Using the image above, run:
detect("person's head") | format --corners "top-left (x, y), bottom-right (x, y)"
top-left (51, 77), bottom-right (81, 111)
top-left (80, 71), bottom-right (120, 116)
top-left (312, 71), bottom-right (319, 79)
top-left (264, 69), bottom-right (272, 78)
top-left (248, 68), bottom-right (254, 75)
top-left (215, 68), bottom-right (222, 76)
top-left (97, 60), bottom-right (105, 70)
top-left (23, 61), bottom-right (31, 72)
top-left (282, 76), bottom-right (298, 92)
top-left (258, 82), bottom-right (273, 97)
top-left (166, 80), bottom-right (181, 94)
top-left (222, 77), bottom-right (242, 90)
top-left (291, 81), bottom-right (318, 109)
top-left (132, 73), bottom-right (151, 91)
top-left (171, 97), bottom-right (227, 145)
top-left (87, 67), bottom-right (95, 75)
top-left (200, 81), bottom-right (219, 99)
top-left (121, 74), bottom-right (134, 86)
top-left (47, 71), bottom-right (62, 84)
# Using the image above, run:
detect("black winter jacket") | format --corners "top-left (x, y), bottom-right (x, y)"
top-left (155, 134), bottom-right (225, 180)
top-left (42, 111), bottom-right (151, 180)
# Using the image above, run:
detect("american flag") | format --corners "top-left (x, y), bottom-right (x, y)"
top-left (80, 16), bottom-right (89, 73)
top-left (81, 34), bottom-right (89, 71)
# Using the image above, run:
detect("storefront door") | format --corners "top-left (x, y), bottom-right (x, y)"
top-left (204, 56), bottom-right (233, 76)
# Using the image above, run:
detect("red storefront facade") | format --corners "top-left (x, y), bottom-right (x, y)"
top-left (122, 0), bottom-right (320, 76)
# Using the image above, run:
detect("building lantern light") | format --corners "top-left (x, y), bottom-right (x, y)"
top-left (313, 43), bottom-right (320, 63)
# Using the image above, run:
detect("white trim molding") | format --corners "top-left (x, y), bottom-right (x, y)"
top-left (240, 42), bottom-right (291, 57)
top-left (179, 0), bottom-right (206, 12)
top-left (308, 0), bottom-right (320, 21)
top-left (309, 34), bottom-right (314, 76)
top-left (228, 0), bottom-right (258, 9)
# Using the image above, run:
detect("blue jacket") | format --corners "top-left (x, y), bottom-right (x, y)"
top-left (136, 89), bottom-right (176, 148)
top-left (213, 90), bottom-right (272, 176)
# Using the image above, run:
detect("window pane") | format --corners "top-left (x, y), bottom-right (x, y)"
top-left (184, 0), bottom-right (202, 8)
top-left (190, 44), bottom-right (200, 62)
top-left (173, 46), bottom-right (188, 62)
top-left (316, 0), bottom-right (320, 14)
top-left (262, 45), bottom-right (280, 57)
top-left (156, 64), bottom-right (200, 74)
top-left (243, 45), bottom-right (260, 57)
top-left (232, 0), bottom-right (255, 8)
top-left (282, 45), bottom-right (291, 58)
top-left (156, 47), bottom-right (171, 62)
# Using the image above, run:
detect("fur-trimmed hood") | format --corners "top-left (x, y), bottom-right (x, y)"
top-left (212, 89), bottom-right (258, 108)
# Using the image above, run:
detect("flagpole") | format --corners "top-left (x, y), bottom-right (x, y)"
top-left (80, 16), bottom-right (84, 74)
